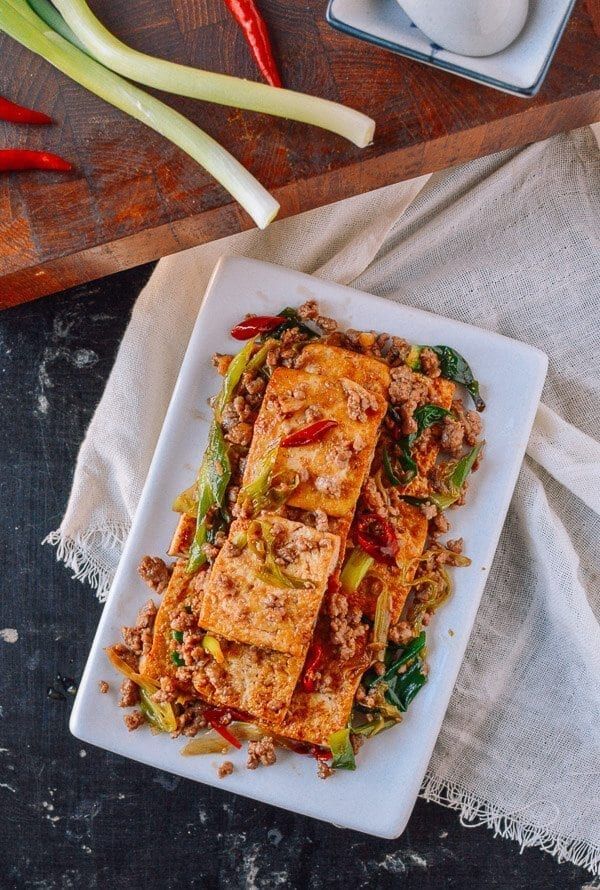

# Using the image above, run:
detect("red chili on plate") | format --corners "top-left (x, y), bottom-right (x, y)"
top-left (205, 716), bottom-right (242, 749)
top-left (281, 420), bottom-right (338, 448)
top-left (230, 315), bottom-right (283, 339)
top-left (356, 513), bottom-right (398, 566)
top-left (300, 642), bottom-right (324, 693)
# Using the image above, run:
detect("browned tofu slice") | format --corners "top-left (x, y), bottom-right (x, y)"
top-left (192, 637), bottom-right (304, 726)
top-left (242, 367), bottom-right (386, 517)
top-left (352, 500), bottom-right (428, 624)
top-left (296, 343), bottom-right (390, 399)
top-left (271, 627), bottom-right (372, 746)
top-left (142, 560), bottom-right (198, 689)
top-left (199, 515), bottom-right (340, 657)
top-left (168, 513), bottom-right (196, 558)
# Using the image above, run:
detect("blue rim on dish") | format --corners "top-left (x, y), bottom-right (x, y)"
top-left (326, 0), bottom-right (577, 97)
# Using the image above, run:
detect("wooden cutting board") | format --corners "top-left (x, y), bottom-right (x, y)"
top-left (0, 0), bottom-right (598, 308)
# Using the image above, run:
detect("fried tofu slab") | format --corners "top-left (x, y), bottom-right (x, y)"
top-left (192, 637), bottom-right (304, 726)
top-left (268, 625), bottom-right (372, 746)
top-left (243, 367), bottom-right (386, 517)
top-left (199, 515), bottom-right (340, 657)
top-left (296, 343), bottom-right (390, 399)
top-left (142, 560), bottom-right (197, 688)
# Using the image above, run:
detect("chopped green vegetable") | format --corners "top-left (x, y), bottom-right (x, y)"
top-left (268, 307), bottom-right (320, 341)
top-left (47, 0), bottom-right (376, 148)
top-left (340, 546), bottom-right (374, 594)
top-left (413, 403), bottom-right (451, 431)
top-left (180, 732), bottom-right (232, 756)
top-left (431, 345), bottom-right (485, 411)
top-left (328, 728), bottom-right (356, 771)
top-left (405, 344), bottom-right (422, 370)
top-left (237, 443), bottom-right (298, 516)
top-left (350, 710), bottom-right (398, 739)
top-left (372, 587), bottom-right (392, 653)
top-left (187, 421), bottom-right (232, 573)
top-left (2, 0), bottom-right (279, 228)
top-left (171, 484), bottom-right (197, 516)
top-left (362, 632), bottom-right (428, 714)
top-left (214, 339), bottom-right (256, 422)
top-left (384, 403), bottom-right (450, 487)
top-left (105, 646), bottom-right (177, 733)
top-left (248, 520), bottom-right (308, 589)
top-left (170, 651), bottom-right (185, 667)
top-left (171, 630), bottom-right (184, 643)
top-left (427, 442), bottom-right (484, 510)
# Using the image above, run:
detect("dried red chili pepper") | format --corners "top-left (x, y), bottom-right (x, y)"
top-left (300, 642), bottom-right (324, 693)
top-left (0, 95), bottom-right (52, 125)
top-left (205, 716), bottom-right (242, 749)
top-left (223, 0), bottom-right (282, 88)
top-left (281, 420), bottom-right (338, 448)
top-left (230, 315), bottom-right (283, 339)
top-left (356, 513), bottom-right (398, 566)
top-left (0, 150), bottom-right (72, 173)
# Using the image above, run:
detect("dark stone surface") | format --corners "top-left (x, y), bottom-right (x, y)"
top-left (0, 270), bottom-right (592, 890)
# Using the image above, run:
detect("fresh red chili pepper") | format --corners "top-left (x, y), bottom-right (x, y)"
top-left (206, 716), bottom-right (242, 749)
top-left (0, 95), bottom-right (52, 125)
top-left (356, 513), bottom-right (398, 566)
top-left (0, 150), bottom-right (72, 173)
top-left (223, 0), bottom-right (282, 88)
top-left (231, 315), bottom-right (283, 340)
top-left (281, 420), bottom-right (338, 448)
top-left (300, 642), bottom-right (324, 693)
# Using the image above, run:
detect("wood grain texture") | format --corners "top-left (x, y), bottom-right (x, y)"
top-left (0, 0), bottom-right (598, 308)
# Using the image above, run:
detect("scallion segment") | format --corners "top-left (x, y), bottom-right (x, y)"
top-left (50, 0), bottom-right (375, 148)
top-left (1, 0), bottom-right (279, 228)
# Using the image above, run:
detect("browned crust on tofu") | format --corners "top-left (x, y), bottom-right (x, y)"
top-left (168, 513), bottom-right (196, 558)
top-left (296, 343), bottom-right (391, 399)
top-left (242, 367), bottom-right (386, 517)
top-left (199, 516), bottom-right (340, 656)
top-left (266, 629), bottom-right (372, 746)
top-left (141, 561), bottom-right (196, 687)
top-left (192, 638), bottom-right (304, 726)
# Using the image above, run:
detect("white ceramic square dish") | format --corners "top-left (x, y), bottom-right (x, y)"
top-left (70, 256), bottom-right (547, 838)
top-left (327, 0), bottom-right (576, 97)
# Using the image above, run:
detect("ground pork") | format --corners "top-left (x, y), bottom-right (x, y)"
top-left (247, 737), bottom-right (277, 769)
top-left (111, 643), bottom-right (139, 672)
top-left (297, 299), bottom-right (337, 333)
top-left (119, 679), bottom-right (139, 708)
top-left (136, 599), bottom-right (158, 629)
top-left (329, 591), bottom-right (367, 660)
top-left (226, 421), bottom-right (253, 447)
top-left (419, 347), bottom-right (441, 378)
top-left (452, 398), bottom-right (483, 444)
top-left (341, 378), bottom-right (379, 422)
top-left (99, 680), bottom-right (109, 694)
top-left (124, 710), bottom-right (146, 731)
top-left (138, 556), bottom-right (172, 594)
top-left (218, 761), bottom-right (234, 778)
top-left (388, 365), bottom-right (429, 406)
top-left (317, 760), bottom-right (334, 779)
top-left (314, 475), bottom-right (342, 498)
top-left (445, 538), bottom-right (464, 554)
top-left (172, 701), bottom-right (208, 738)
top-left (152, 676), bottom-right (178, 704)
top-left (439, 417), bottom-right (464, 455)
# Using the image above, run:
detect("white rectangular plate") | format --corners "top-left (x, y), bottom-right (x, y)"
top-left (71, 256), bottom-right (547, 838)
top-left (327, 0), bottom-right (576, 97)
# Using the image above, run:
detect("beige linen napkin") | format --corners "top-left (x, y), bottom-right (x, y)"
top-left (46, 126), bottom-right (600, 874)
